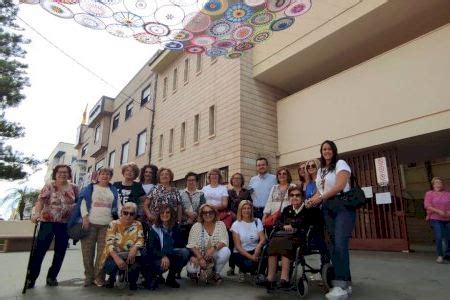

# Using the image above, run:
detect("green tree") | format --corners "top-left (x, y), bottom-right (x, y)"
top-left (0, 0), bottom-right (39, 180)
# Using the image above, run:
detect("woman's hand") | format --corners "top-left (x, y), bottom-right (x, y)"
top-left (82, 216), bottom-right (90, 230)
top-left (283, 224), bottom-right (294, 232)
top-left (199, 257), bottom-right (207, 268)
top-left (161, 256), bottom-right (170, 270)
top-left (205, 246), bottom-right (216, 258)
top-left (126, 247), bottom-right (138, 264)
top-left (187, 211), bottom-right (197, 224)
top-left (306, 194), bottom-right (321, 208)
top-left (115, 257), bottom-right (127, 270)
top-left (254, 244), bottom-right (262, 258)
top-left (190, 256), bottom-right (199, 268)
top-left (31, 214), bottom-right (40, 224)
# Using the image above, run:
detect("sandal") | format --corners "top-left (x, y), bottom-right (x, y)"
top-left (213, 273), bottom-right (223, 285)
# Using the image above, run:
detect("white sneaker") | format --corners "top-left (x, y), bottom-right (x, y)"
top-left (436, 256), bottom-right (444, 264)
top-left (325, 287), bottom-right (349, 299)
top-left (238, 272), bottom-right (245, 283)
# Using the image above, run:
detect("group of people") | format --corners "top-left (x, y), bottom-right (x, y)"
top-left (31, 139), bottom-right (437, 299)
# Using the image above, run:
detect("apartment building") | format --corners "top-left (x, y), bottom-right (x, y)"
top-left (73, 0), bottom-right (450, 250)
top-left (44, 142), bottom-right (76, 183)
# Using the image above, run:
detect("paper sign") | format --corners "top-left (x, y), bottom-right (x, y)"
top-left (375, 192), bottom-right (392, 205)
top-left (361, 186), bottom-right (373, 198)
top-left (374, 157), bottom-right (389, 186)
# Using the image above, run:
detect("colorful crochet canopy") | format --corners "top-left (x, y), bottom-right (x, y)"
top-left (21, 0), bottom-right (312, 58)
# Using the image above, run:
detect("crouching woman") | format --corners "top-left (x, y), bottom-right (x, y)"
top-left (142, 204), bottom-right (190, 290)
top-left (100, 202), bottom-right (144, 290)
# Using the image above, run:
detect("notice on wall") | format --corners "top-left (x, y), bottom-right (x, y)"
top-left (361, 186), bottom-right (373, 198)
top-left (374, 157), bottom-right (389, 186)
top-left (375, 192), bottom-right (392, 205)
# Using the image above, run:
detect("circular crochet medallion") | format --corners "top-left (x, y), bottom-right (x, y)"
top-left (74, 13), bottom-right (105, 30)
top-left (183, 12), bottom-right (211, 33)
top-left (41, 1), bottom-right (74, 19)
top-left (225, 3), bottom-right (253, 23)
top-left (185, 45), bottom-right (206, 54)
top-left (270, 16), bottom-right (295, 31)
top-left (106, 24), bottom-right (134, 38)
top-left (143, 22), bottom-right (170, 36)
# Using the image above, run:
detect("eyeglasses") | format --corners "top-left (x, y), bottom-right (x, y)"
top-left (201, 210), bottom-right (215, 216)
top-left (289, 193), bottom-right (302, 198)
top-left (278, 172), bottom-right (288, 175)
top-left (122, 211), bottom-right (136, 217)
top-left (306, 164), bottom-right (316, 169)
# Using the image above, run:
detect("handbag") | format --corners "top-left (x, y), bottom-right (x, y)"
top-left (218, 210), bottom-right (233, 230)
top-left (263, 188), bottom-right (287, 228)
top-left (67, 223), bottom-right (90, 240)
top-left (337, 175), bottom-right (368, 209)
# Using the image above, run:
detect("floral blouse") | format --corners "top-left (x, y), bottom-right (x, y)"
top-left (263, 183), bottom-right (296, 215)
top-left (37, 182), bottom-right (78, 223)
top-left (148, 184), bottom-right (181, 216)
top-left (100, 220), bottom-right (144, 266)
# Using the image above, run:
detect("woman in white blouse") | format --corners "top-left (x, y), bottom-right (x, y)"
top-left (186, 204), bottom-right (230, 284)
top-left (306, 140), bottom-right (355, 299)
top-left (201, 169), bottom-right (229, 211)
top-left (262, 167), bottom-right (296, 229)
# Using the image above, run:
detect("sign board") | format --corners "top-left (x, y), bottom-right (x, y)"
top-left (374, 157), bottom-right (389, 186)
top-left (361, 186), bottom-right (373, 198)
top-left (376, 192), bottom-right (392, 205)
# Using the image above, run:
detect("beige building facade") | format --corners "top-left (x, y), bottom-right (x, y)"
top-left (73, 0), bottom-right (450, 250)
top-left (45, 142), bottom-right (76, 183)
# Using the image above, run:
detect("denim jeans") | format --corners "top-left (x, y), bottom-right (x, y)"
top-left (232, 250), bottom-right (261, 274)
top-left (429, 220), bottom-right (450, 257)
top-left (103, 256), bottom-right (141, 285)
top-left (323, 203), bottom-right (356, 288)
top-left (29, 222), bottom-right (69, 282)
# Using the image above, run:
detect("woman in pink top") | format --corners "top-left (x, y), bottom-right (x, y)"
top-left (424, 177), bottom-right (450, 263)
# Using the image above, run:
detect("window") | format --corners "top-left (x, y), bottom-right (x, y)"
top-left (194, 114), bottom-right (200, 143)
top-left (136, 130), bottom-right (147, 156)
top-left (125, 102), bottom-right (133, 120)
top-left (81, 144), bottom-right (88, 157)
top-left (108, 151), bottom-right (115, 168)
top-left (169, 128), bottom-right (174, 155)
top-left (163, 77), bottom-right (168, 98)
top-left (209, 105), bottom-right (215, 136)
top-left (95, 159), bottom-right (104, 171)
top-left (121, 142), bottom-right (129, 164)
top-left (94, 124), bottom-right (101, 144)
top-left (158, 134), bottom-right (164, 159)
top-left (112, 114), bottom-right (119, 131)
top-left (173, 68), bottom-right (178, 91)
top-left (141, 84), bottom-right (151, 106)
top-left (180, 122), bottom-right (186, 150)
top-left (196, 54), bottom-right (202, 73)
top-left (184, 58), bottom-right (189, 83)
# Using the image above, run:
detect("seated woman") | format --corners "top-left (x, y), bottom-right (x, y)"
top-left (186, 204), bottom-right (230, 284)
top-left (266, 186), bottom-right (308, 290)
top-left (231, 200), bottom-right (265, 282)
top-left (142, 205), bottom-right (190, 290)
top-left (100, 202), bottom-right (144, 290)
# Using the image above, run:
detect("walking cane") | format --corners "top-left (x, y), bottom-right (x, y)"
top-left (22, 221), bottom-right (40, 294)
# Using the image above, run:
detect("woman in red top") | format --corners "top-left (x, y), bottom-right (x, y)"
top-left (424, 177), bottom-right (450, 263)
top-left (27, 165), bottom-right (78, 288)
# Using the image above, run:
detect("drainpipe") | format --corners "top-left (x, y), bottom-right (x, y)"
top-left (148, 73), bottom-right (158, 164)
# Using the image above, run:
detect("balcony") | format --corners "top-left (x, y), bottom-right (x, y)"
top-left (87, 96), bottom-right (114, 128)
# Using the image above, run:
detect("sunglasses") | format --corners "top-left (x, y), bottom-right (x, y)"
top-left (122, 211), bottom-right (136, 217)
top-left (306, 164), bottom-right (317, 169)
top-left (161, 210), bottom-right (171, 215)
top-left (201, 210), bottom-right (215, 216)
top-left (290, 193), bottom-right (302, 198)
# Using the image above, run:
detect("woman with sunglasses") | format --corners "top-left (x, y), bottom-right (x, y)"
top-left (262, 167), bottom-right (296, 230)
top-left (68, 168), bottom-right (118, 287)
top-left (186, 204), bottom-right (230, 284)
top-left (306, 140), bottom-right (355, 299)
top-left (266, 186), bottom-right (308, 290)
top-left (142, 205), bottom-right (190, 290)
top-left (100, 202), bottom-right (144, 290)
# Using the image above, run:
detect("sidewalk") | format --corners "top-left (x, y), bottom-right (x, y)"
top-left (0, 245), bottom-right (449, 300)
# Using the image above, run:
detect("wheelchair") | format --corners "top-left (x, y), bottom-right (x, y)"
top-left (256, 225), bottom-right (335, 298)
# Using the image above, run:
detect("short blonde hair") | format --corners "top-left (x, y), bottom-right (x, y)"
top-left (121, 162), bottom-right (139, 180)
top-left (197, 203), bottom-right (218, 223)
top-left (431, 177), bottom-right (444, 186)
top-left (236, 200), bottom-right (254, 222)
top-left (207, 168), bottom-right (223, 184)
top-left (121, 202), bottom-right (137, 213)
top-left (305, 159), bottom-right (320, 181)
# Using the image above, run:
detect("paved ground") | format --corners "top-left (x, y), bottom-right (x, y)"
top-left (0, 244), bottom-right (449, 300)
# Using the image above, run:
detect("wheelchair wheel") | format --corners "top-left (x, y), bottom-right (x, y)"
top-left (292, 262), bottom-right (304, 283)
top-left (321, 263), bottom-right (335, 291)
top-left (296, 276), bottom-right (309, 298)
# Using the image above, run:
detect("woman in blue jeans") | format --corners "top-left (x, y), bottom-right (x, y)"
top-left (306, 140), bottom-right (355, 299)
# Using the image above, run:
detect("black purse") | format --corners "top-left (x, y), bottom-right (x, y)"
top-left (67, 223), bottom-right (90, 240)
top-left (337, 175), bottom-right (368, 209)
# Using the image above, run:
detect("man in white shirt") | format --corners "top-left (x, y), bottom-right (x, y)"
top-left (248, 158), bottom-right (277, 219)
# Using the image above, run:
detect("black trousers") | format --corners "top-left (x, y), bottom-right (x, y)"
top-left (29, 222), bottom-right (69, 282)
